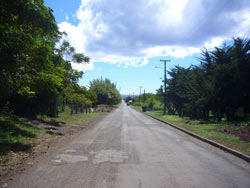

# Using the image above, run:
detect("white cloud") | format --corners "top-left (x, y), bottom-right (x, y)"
top-left (142, 46), bottom-right (200, 59)
top-left (122, 58), bottom-right (149, 68)
top-left (231, 8), bottom-right (250, 37)
top-left (204, 37), bottom-right (228, 50)
top-left (58, 22), bottom-right (87, 53)
top-left (71, 62), bottom-right (94, 71)
top-left (57, 0), bottom-right (250, 71)
top-left (65, 13), bottom-right (69, 21)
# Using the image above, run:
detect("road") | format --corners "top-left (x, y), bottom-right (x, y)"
top-left (8, 101), bottom-right (250, 188)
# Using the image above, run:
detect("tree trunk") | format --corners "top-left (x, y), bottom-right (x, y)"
top-left (80, 104), bottom-right (84, 113)
top-left (75, 103), bottom-right (78, 114)
top-left (62, 100), bottom-right (66, 112)
top-left (217, 113), bottom-right (222, 123)
top-left (70, 104), bottom-right (74, 115)
top-left (52, 96), bottom-right (58, 117)
top-left (85, 105), bottom-right (88, 113)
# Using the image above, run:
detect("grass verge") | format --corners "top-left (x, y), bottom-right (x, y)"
top-left (0, 117), bottom-right (45, 164)
top-left (131, 106), bottom-right (250, 156)
top-left (39, 106), bottom-right (101, 126)
top-left (1, 107), bottom-right (102, 164)
top-left (130, 105), bottom-right (142, 111)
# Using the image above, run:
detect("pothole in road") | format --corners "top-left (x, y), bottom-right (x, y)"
top-left (90, 149), bottom-right (128, 164)
top-left (52, 149), bottom-right (128, 164)
top-left (55, 154), bottom-right (88, 163)
top-left (64, 149), bottom-right (76, 153)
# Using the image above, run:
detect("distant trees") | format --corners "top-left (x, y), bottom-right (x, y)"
top-left (89, 78), bottom-right (121, 106)
top-left (124, 96), bottom-right (133, 103)
top-left (165, 37), bottom-right (250, 121)
top-left (132, 93), bottom-right (162, 110)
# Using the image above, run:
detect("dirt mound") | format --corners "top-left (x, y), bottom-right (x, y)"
top-left (223, 126), bottom-right (250, 142)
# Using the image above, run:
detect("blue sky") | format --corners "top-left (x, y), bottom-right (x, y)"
top-left (44, 0), bottom-right (250, 95)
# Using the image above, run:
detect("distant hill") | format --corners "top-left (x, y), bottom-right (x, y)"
top-left (121, 94), bottom-right (137, 99)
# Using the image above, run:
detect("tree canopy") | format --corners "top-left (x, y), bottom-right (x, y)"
top-left (0, 0), bottom-right (100, 117)
top-left (90, 78), bottom-right (121, 106)
top-left (164, 37), bottom-right (250, 121)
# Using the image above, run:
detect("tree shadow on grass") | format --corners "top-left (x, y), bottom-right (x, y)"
top-left (0, 119), bottom-right (35, 155)
top-left (32, 118), bottom-right (66, 127)
top-left (0, 119), bottom-right (36, 138)
top-left (0, 142), bottom-right (32, 155)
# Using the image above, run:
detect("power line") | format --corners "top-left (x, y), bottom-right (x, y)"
top-left (139, 86), bottom-right (143, 103)
top-left (160, 59), bottom-right (171, 115)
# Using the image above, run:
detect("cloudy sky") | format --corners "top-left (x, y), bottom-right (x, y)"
top-left (45, 0), bottom-right (250, 95)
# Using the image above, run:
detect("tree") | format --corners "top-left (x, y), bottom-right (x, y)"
top-left (164, 37), bottom-right (250, 121)
top-left (0, 0), bottom-right (91, 117)
top-left (0, 0), bottom-right (60, 98)
top-left (89, 78), bottom-right (121, 105)
top-left (55, 40), bottom-right (89, 116)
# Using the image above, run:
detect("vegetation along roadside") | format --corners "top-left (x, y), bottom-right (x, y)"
top-left (126, 37), bottom-right (250, 156)
top-left (0, 0), bottom-right (121, 167)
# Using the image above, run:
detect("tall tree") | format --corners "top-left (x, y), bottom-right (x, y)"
top-left (164, 37), bottom-right (250, 121)
top-left (90, 78), bottom-right (121, 105)
top-left (0, 0), bottom-right (91, 117)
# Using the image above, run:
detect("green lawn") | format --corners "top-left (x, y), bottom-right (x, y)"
top-left (131, 107), bottom-right (250, 156)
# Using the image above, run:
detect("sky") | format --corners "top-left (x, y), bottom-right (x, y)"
top-left (44, 0), bottom-right (250, 95)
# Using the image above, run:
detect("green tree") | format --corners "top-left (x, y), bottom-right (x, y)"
top-left (164, 37), bottom-right (250, 121)
top-left (0, 0), bottom-right (91, 117)
top-left (89, 78), bottom-right (121, 105)
top-left (0, 0), bottom-right (60, 98)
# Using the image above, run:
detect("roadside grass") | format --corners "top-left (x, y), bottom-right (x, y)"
top-left (130, 105), bottom-right (142, 111)
top-left (131, 106), bottom-right (250, 156)
top-left (39, 106), bottom-right (101, 126)
top-left (1, 106), bottom-right (102, 164)
top-left (0, 116), bottom-right (45, 164)
top-left (113, 104), bottom-right (121, 109)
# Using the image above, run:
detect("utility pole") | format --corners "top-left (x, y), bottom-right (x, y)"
top-left (143, 89), bottom-right (146, 103)
top-left (160, 59), bottom-right (171, 115)
top-left (139, 86), bottom-right (143, 103)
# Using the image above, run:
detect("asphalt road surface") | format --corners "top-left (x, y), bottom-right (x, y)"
top-left (8, 101), bottom-right (250, 188)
